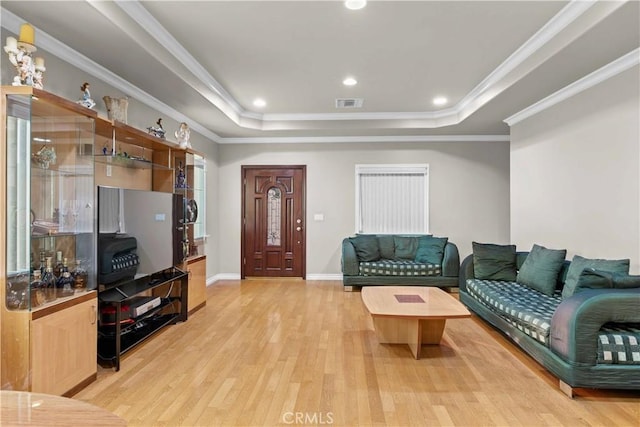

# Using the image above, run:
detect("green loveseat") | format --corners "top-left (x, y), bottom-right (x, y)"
top-left (341, 234), bottom-right (459, 291)
top-left (459, 247), bottom-right (640, 396)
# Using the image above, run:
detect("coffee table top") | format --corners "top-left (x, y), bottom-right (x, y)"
top-left (361, 286), bottom-right (471, 319)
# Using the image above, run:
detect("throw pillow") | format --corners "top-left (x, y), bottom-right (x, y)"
top-left (377, 235), bottom-right (395, 259)
top-left (572, 268), bottom-right (614, 294)
top-left (562, 255), bottom-right (630, 299)
top-left (415, 236), bottom-right (448, 265)
top-left (612, 273), bottom-right (640, 289)
top-left (394, 236), bottom-right (419, 260)
top-left (472, 242), bottom-right (517, 281)
top-left (349, 235), bottom-right (380, 262)
top-left (516, 244), bottom-right (567, 296)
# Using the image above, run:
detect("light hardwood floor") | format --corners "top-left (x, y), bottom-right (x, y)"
top-left (74, 280), bottom-right (640, 426)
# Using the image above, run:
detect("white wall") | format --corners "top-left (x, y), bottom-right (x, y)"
top-left (510, 66), bottom-right (640, 273)
top-left (217, 141), bottom-right (511, 277)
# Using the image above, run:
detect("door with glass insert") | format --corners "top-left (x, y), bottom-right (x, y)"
top-left (242, 166), bottom-right (306, 278)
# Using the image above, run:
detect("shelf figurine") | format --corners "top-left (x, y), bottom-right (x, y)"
top-left (176, 161), bottom-right (187, 189)
top-left (175, 122), bottom-right (192, 149)
top-left (147, 118), bottom-right (165, 139)
top-left (76, 82), bottom-right (95, 109)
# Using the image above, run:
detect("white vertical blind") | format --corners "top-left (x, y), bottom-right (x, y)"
top-left (356, 164), bottom-right (429, 234)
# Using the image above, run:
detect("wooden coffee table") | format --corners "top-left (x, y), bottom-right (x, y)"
top-left (361, 286), bottom-right (471, 359)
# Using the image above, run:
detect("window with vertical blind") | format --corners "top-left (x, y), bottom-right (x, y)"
top-left (355, 164), bottom-right (429, 234)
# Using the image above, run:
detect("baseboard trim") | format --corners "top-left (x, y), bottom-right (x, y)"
top-left (305, 274), bottom-right (343, 281)
top-left (207, 274), bottom-right (241, 285)
top-left (207, 273), bottom-right (342, 285)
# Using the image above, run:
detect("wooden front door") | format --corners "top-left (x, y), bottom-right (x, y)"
top-left (242, 166), bottom-right (306, 278)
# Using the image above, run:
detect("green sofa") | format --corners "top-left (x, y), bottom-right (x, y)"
top-left (459, 249), bottom-right (640, 396)
top-left (341, 234), bottom-right (459, 291)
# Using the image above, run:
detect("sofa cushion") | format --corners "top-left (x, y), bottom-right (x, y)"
top-left (349, 235), bottom-right (380, 262)
top-left (598, 324), bottom-right (640, 365)
top-left (466, 279), bottom-right (562, 345)
top-left (394, 236), bottom-right (419, 260)
top-left (472, 242), bottom-right (517, 281)
top-left (359, 260), bottom-right (441, 277)
top-left (377, 235), bottom-right (395, 260)
top-left (415, 236), bottom-right (448, 265)
top-left (562, 255), bottom-right (630, 299)
top-left (516, 244), bottom-right (567, 296)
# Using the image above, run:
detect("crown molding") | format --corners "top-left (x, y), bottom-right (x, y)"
top-left (504, 48), bottom-right (640, 126)
top-left (1, 0), bottom-right (621, 139)
top-left (217, 134), bottom-right (510, 145)
top-left (107, 0), bottom-right (598, 129)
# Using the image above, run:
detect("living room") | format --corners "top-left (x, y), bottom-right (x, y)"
top-left (1, 1), bottom-right (639, 426)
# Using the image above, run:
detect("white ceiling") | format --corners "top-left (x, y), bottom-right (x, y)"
top-left (1, 1), bottom-right (639, 143)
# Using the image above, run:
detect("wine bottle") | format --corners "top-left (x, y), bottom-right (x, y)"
top-left (57, 271), bottom-right (75, 297)
top-left (30, 270), bottom-right (46, 308)
top-left (42, 257), bottom-right (57, 302)
top-left (71, 260), bottom-right (88, 290)
top-left (53, 251), bottom-right (64, 277)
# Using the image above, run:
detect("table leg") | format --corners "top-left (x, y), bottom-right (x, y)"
top-left (407, 319), bottom-right (422, 359)
top-left (421, 319), bottom-right (446, 344)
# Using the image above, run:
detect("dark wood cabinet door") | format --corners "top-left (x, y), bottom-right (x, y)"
top-left (242, 166), bottom-right (306, 278)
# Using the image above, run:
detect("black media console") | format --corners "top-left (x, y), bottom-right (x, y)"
top-left (97, 267), bottom-right (188, 371)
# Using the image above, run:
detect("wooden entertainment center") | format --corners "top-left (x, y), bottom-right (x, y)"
top-left (0, 87), bottom-right (207, 395)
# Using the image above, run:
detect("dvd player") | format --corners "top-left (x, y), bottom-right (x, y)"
top-left (128, 296), bottom-right (161, 318)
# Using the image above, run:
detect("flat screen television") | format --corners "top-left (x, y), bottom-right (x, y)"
top-left (98, 186), bottom-right (182, 279)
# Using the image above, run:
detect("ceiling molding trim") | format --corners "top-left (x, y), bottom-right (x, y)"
top-left (217, 135), bottom-right (510, 145)
top-left (456, 0), bottom-right (596, 115)
top-left (504, 48), bottom-right (640, 126)
top-left (104, 0), bottom-right (595, 129)
top-left (261, 109), bottom-right (453, 122)
top-left (113, 0), bottom-right (247, 118)
top-left (0, 7), bottom-right (222, 143)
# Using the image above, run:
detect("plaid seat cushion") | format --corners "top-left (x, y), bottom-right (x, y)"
top-left (598, 324), bottom-right (640, 365)
top-left (466, 279), bottom-right (562, 345)
top-left (359, 260), bottom-right (441, 277)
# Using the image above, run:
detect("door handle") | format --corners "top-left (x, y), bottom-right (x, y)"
top-left (296, 226), bottom-right (302, 231)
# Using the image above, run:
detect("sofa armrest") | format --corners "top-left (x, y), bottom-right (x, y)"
top-left (550, 288), bottom-right (640, 365)
top-left (442, 242), bottom-right (460, 277)
top-left (341, 238), bottom-right (360, 275)
top-left (458, 254), bottom-right (475, 292)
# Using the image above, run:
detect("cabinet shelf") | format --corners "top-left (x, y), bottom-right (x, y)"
top-left (98, 302), bottom-right (181, 360)
top-left (97, 267), bottom-right (188, 370)
top-left (94, 154), bottom-right (173, 171)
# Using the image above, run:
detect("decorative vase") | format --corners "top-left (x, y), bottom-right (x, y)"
top-left (102, 96), bottom-right (129, 123)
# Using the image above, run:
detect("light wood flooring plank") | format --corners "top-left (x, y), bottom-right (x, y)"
top-left (73, 280), bottom-right (640, 426)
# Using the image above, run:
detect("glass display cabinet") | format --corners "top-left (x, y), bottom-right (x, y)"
top-left (172, 149), bottom-right (207, 313)
top-left (1, 87), bottom-right (98, 395)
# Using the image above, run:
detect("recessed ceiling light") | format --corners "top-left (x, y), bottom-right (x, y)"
top-left (253, 98), bottom-right (266, 108)
top-left (345, 0), bottom-right (367, 10)
top-left (432, 96), bottom-right (448, 106)
top-left (343, 77), bottom-right (358, 86)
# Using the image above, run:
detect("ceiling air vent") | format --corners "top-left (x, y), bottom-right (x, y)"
top-left (335, 98), bottom-right (364, 109)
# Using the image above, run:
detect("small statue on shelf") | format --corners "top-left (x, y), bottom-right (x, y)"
top-left (76, 82), bottom-right (95, 109)
top-left (175, 161), bottom-right (187, 189)
top-left (147, 118), bottom-right (166, 139)
top-left (175, 122), bottom-right (191, 149)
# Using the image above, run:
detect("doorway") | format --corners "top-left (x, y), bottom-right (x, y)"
top-left (241, 165), bottom-right (306, 278)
